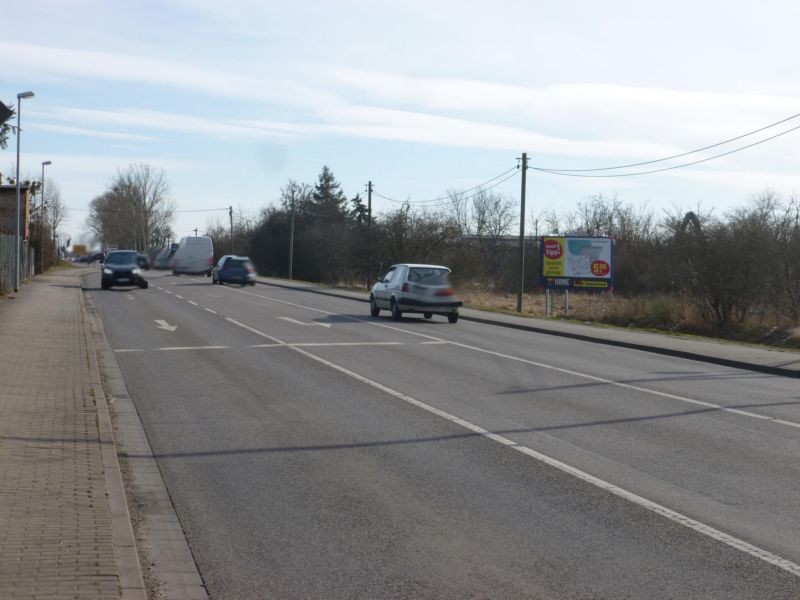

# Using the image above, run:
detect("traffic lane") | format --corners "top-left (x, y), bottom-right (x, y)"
top-left (87, 272), bottom-right (263, 354)
top-left (100, 314), bottom-right (799, 599)
top-left (268, 334), bottom-right (800, 563)
top-left (95, 276), bottom-right (800, 566)
top-left (234, 281), bottom-right (800, 423)
top-left (154, 276), bottom-right (432, 346)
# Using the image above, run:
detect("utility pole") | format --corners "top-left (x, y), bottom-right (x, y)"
top-left (366, 180), bottom-right (372, 286)
top-left (516, 153), bottom-right (528, 313)
top-left (288, 192), bottom-right (295, 280)
top-left (193, 228), bottom-right (198, 237)
top-left (229, 205), bottom-right (234, 253)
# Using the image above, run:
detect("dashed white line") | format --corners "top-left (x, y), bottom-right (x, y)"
top-left (218, 314), bottom-right (800, 579)
top-left (164, 290), bottom-right (173, 295)
top-left (175, 295), bottom-right (184, 299)
top-left (188, 300), bottom-right (198, 306)
top-left (218, 285), bottom-right (800, 430)
top-left (205, 308), bottom-right (217, 314)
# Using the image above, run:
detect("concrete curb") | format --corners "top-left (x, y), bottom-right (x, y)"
top-left (78, 275), bottom-right (148, 600)
top-left (81, 271), bottom-right (210, 600)
top-left (253, 277), bottom-right (800, 379)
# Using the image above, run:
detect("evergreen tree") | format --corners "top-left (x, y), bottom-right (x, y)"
top-left (311, 165), bottom-right (347, 217)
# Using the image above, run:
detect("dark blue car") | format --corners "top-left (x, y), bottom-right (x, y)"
top-left (211, 256), bottom-right (257, 286)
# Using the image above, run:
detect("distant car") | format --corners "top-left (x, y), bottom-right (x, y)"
top-left (212, 255), bottom-right (257, 286)
top-left (87, 252), bottom-right (105, 264)
top-left (137, 253), bottom-right (150, 270)
top-left (101, 250), bottom-right (148, 290)
top-left (370, 263), bottom-right (462, 323)
top-left (171, 236), bottom-right (214, 276)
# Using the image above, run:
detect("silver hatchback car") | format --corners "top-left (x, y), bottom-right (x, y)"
top-left (370, 263), bottom-right (462, 323)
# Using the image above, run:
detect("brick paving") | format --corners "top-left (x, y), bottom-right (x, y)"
top-left (0, 271), bottom-right (124, 599)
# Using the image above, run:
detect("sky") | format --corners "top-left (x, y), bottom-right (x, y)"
top-left (3, 0), bottom-right (800, 247)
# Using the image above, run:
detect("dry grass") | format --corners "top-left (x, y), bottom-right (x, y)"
top-left (457, 285), bottom-right (800, 350)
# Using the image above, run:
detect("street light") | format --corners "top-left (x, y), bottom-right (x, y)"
top-left (40, 160), bottom-right (52, 274)
top-left (14, 90), bottom-right (35, 292)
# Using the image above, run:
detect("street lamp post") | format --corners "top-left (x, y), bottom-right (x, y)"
top-left (14, 91), bottom-right (35, 292)
top-left (40, 160), bottom-right (52, 274)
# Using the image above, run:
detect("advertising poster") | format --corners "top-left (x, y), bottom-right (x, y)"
top-left (540, 236), bottom-right (614, 290)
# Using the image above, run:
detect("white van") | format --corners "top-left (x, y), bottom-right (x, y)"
top-left (171, 236), bottom-right (214, 276)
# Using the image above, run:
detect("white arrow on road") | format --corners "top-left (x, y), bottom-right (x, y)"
top-left (277, 316), bottom-right (332, 328)
top-left (154, 319), bottom-right (178, 332)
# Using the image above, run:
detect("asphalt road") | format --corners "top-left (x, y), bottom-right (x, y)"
top-left (87, 270), bottom-right (800, 599)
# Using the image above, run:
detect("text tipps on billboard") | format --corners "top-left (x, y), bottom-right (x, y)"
top-left (539, 236), bottom-right (614, 290)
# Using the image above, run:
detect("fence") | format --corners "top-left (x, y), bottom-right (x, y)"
top-left (0, 234), bottom-right (34, 294)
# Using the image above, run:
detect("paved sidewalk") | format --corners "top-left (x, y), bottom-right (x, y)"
top-left (0, 270), bottom-right (144, 599)
top-left (254, 275), bottom-right (800, 377)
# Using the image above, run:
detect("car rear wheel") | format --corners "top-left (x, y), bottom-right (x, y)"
top-left (447, 312), bottom-right (459, 324)
top-left (423, 312), bottom-right (432, 319)
top-left (139, 281), bottom-right (149, 289)
top-left (391, 299), bottom-right (402, 321)
top-left (370, 297), bottom-right (380, 317)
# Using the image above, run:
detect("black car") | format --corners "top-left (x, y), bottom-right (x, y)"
top-left (101, 250), bottom-right (149, 290)
top-left (137, 253), bottom-right (150, 270)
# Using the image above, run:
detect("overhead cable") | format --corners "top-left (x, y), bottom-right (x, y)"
top-left (534, 122), bottom-right (800, 178)
top-left (373, 165), bottom-right (519, 205)
top-left (535, 111), bottom-right (800, 173)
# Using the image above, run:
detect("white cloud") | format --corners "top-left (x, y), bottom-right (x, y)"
top-left (28, 123), bottom-right (159, 142)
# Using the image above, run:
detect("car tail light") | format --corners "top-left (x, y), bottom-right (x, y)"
top-left (401, 283), bottom-right (409, 292)
top-left (208, 257), bottom-right (214, 265)
top-left (435, 288), bottom-right (454, 296)
top-left (246, 264), bottom-right (254, 273)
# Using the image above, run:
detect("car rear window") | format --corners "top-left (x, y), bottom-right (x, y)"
top-left (408, 268), bottom-right (450, 285)
top-left (227, 259), bottom-right (250, 268)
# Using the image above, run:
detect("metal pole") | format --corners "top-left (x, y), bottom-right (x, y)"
top-left (367, 180), bottom-right (372, 286)
top-left (14, 100), bottom-right (21, 291)
top-left (516, 153), bottom-right (528, 313)
top-left (288, 193), bottom-right (295, 280)
top-left (229, 206), bottom-right (234, 253)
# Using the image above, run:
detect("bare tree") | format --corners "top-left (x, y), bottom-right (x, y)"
top-left (86, 163), bottom-right (175, 251)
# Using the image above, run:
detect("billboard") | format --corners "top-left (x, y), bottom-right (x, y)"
top-left (540, 236), bottom-right (614, 290)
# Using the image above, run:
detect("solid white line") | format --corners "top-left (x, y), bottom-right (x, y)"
top-left (218, 315), bottom-right (800, 578)
top-left (188, 300), bottom-right (198, 306)
top-left (205, 308), bottom-right (217, 314)
top-left (156, 345), bottom-right (228, 351)
top-left (290, 341), bottom-right (403, 347)
top-left (216, 286), bottom-right (800, 430)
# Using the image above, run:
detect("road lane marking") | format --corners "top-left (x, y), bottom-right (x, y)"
top-left (157, 345), bottom-right (227, 351)
top-left (126, 294), bottom-right (135, 300)
top-left (205, 308), bottom-right (217, 314)
top-left (154, 319), bottom-right (178, 332)
top-left (218, 315), bottom-right (800, 579)
top-left (164, 290), bottom-right (173, 295)
top-left (277, 316), bottom-right (332, 328)
top-left (290, 342), bottom-right (403, 347)
top-left (113, 341), bottom-right (428, 353)
top-left (114, 346), bottom-right (229, 353)
top-left (219, 286), bottom-right (800, 430)
top-left (175, 295), bottom-right (184, 299)
top-left (188, 300), bottom-right (198, 306)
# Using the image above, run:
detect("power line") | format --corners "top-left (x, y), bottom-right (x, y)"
top-left (380, 168), bottom-right (520, 209)
top-left (67, 206), bottom-right (230, 213)
top-left (536, 111), bottom-right (800, 173)
top-left (533, 122), bottom-right (800, 178)
top-left (373, 165), bottom-right (519, 205)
